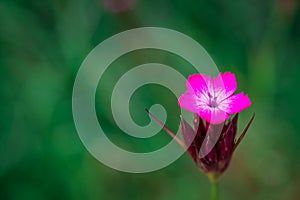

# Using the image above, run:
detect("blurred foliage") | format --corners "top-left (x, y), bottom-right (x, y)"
top-left (1, 0), bottom-right (300, 199)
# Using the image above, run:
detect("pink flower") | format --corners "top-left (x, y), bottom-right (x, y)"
top-left (147, 71), bottom-right (254, 183)
top-left (178, 72), bottom-right (251, 124)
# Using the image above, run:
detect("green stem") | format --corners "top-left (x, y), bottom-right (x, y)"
top-left (211, 181), bottom-right (219, 200)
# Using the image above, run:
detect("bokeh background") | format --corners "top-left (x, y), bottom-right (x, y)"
top-left (1, 0), bottom-right (300, 199)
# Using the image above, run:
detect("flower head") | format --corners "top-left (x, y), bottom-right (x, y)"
top-left (146, 71), bottom-right (254, 183)
top-left (178, 72), bottom-right (251, 124)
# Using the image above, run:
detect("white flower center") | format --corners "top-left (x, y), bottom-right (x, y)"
top-left (208, 96), bottom-right (218, 108)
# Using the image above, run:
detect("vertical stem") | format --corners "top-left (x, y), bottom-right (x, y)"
top-left (211, 181), bottom-right (219, 200)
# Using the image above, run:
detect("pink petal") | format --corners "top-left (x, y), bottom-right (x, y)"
top-left (198, 107), bottom-right (230, 124)
top-left (221, 92), bottom-right (251, 114)
top-left (186, 74), bottom-right (214, 95)
top-left (178, 92), bottom-right (200, 113)
top-left (213, 72), bottom-right (237, 98)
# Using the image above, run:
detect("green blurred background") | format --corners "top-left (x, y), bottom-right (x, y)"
top-left (1, 0), bottom-right (300, 199)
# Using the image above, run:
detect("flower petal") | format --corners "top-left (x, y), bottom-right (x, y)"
top-left (198, 107), bottom-right (230, 124)
top-left (221, 92), bottom-right (251, 114)
top-left (178, 92), bottom-right (200, 113)
top-left (187, 74), bottom-right (214, 96)
top-left (213, 72), bottom-right (237, 99)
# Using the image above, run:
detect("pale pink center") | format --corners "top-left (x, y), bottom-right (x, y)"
top-left (208, 96), bottom-right (218, 108)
